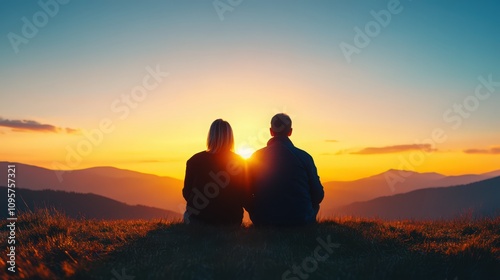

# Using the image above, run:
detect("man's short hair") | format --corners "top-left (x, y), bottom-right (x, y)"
top-left (271, 113), bottom-right (292, 136)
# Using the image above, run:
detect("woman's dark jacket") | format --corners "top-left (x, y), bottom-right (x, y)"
top-left (183, 151), bottom-right (247, 225)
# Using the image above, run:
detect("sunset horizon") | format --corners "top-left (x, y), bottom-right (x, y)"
top-left (3, 160), bottom-right (500, 184)
top-left (2, 1), bottom-right (500, 279)
top-left (2, 1), bottom-right (499, 183)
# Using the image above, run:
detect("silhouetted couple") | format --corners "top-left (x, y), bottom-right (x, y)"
top-left (182, 113), bottom-right (324, 226)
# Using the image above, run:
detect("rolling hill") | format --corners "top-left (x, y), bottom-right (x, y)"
top-left (4, 209), bottom-right (500, 279)
top-left (322, 169), bottom-right (500, 210)
top-left (0, 186), bottom-right (182, 220)
top-left (334, 176), bottom-right (500, 220)
top-left (0, 162), bottom-right (184, 213)
top-left (2, 162), bottom-right (499, 219)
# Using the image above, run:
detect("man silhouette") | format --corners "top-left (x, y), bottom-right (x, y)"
top-left (247, 113), bottom-right (324, 226)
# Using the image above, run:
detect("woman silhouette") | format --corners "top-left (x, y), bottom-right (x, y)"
top-left (182, 119), bottom-right (247, 225)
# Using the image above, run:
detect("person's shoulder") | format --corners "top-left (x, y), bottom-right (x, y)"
top-left (228, 151), bottom-right (245, 162)
top-left (225, 152), bottom-right (246, 174)
top-left (253, 146), bottom-right (269, 156)
top-left (187, 151), bottom-right (209, 163)
top-left (248, 147), bottom-right (267, 162)
top-left (293, 146), bottom-right (314, 161)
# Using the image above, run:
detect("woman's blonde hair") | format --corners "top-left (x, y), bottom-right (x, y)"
top-left (206, 119), bottom-right (234, 153)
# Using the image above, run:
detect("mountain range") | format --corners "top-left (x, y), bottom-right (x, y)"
top-left (334, 176), bottom-right (500, 220)
top-left (0, 186), bottom-right (182, 220)
top-left (322, 169), bottom-right (500, 210)
top-left (0, 162), bottom-right (184, 213)
top-left (1, 161), bottom-right (499, 220)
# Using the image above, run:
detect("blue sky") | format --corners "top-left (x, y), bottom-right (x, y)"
top-left (1, 0), bottom-right (499, 180)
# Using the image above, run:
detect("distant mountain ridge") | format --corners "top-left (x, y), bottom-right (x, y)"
top-left (0, 162), bottom-right (184, 213)
top-left (322, 168), bottom-right (500, 210)
top-left (0, 186), bottom-right (182, 220)
top-left (2, 162), bottom-right (500, 219)
top-left (334, 176), bottom-right (500, 220)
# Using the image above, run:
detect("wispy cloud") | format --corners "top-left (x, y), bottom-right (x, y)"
top-left (0, 117), bottom-right (79, 134)
top-left (64, 128), bottom-right (80, 134)
top-left (350, 144), bottom-right (436, 155)
top-left (332, 149), bottom-right (355, 155)
top-left (120, 158), bottom-right (184, 164)
top-left (136, 159), bottom-right (183, 163)
top-left (463, 146), bottom-right (500, 155)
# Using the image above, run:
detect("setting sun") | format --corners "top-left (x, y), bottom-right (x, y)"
top-left (236, 146), bottom-right (255, 159)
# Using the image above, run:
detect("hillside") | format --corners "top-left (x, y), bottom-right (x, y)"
top-left (0, 187), bottom-right (182, 220)
top-left (335, 176), bottom-right (500, 220)
top-left (3, 162), bottom-right (499, 217)
top-left (1, 209), bottom-right (499, 279)
top-left (322, 169), bottom-right (500, 209)
top-left (0, 162), bottom-right (184, 213)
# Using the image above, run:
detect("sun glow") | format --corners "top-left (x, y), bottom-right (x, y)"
top-left (236, 147), bottom-right (255, 159)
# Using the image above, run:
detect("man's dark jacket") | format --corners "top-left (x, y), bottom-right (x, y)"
top-left (248, 136), bottom-right (324, 226)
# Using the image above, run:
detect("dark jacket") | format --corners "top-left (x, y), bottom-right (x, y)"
top-left (183, 151), bottom-right (247, 225)
top-left (248, 136), bottom-right (324, 226)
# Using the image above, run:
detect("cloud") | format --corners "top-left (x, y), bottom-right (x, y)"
top-left (463, 147), bottom-right (500, 155)
top-left (333, 149), bottom-right (354, 155)
top-left (319, 149), bottom-right (356, 156)
top-left (65, 128), bottom-right (80, 134)
top-left (325, 140), bottom-right (339, 143)
top-left (119, 158), bottom-right (184, 164)
top-left (350, 144), bottom-right (436, 155)
top-left (136, 159), bottom-right (181, 163)
top-left (0, 117), bottom-right (79, 134)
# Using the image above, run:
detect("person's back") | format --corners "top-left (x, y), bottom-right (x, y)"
top-left (182, 119), bottom-right (246, 226)
top-left (183, 150), bottom-right (246, 225)
top-left (248, 113), bottom-right (324, 226)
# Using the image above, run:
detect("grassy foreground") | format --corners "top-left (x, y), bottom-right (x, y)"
top-left (1, 209), bottom-right (500, 280)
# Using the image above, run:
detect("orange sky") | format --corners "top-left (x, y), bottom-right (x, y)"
top-left (1, 1), bottom-right (499, 181)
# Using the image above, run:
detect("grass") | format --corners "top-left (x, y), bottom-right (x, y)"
top-left (1, 209), bottom-right (499, 279)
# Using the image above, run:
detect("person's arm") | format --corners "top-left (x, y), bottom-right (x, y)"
top-left (242, 160), bottom-right (251, 213)
top-left (307, 156), bottom-right (324, 207)
top-left (182, 160), bottom-right (194, 201)
top-left (243, 155), bottom-right (257, 213)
